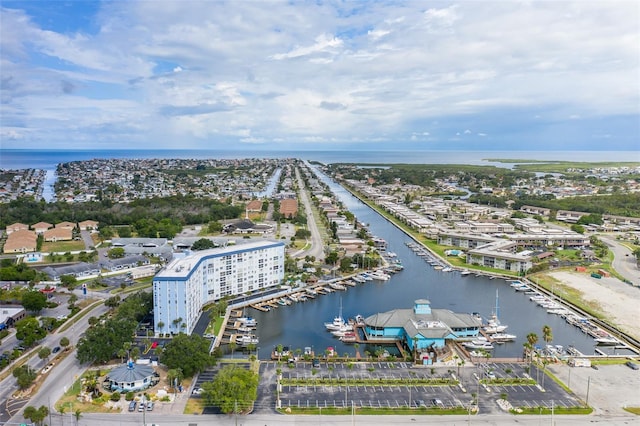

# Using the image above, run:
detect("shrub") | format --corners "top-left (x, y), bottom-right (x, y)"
top-left (125, 391), bottom-right (134, 401)
top-left (110, 392), bottom-right (121, 402)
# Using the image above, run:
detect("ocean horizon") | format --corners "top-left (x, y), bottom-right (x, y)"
top-left (2, 148), bottom-right (639, 171)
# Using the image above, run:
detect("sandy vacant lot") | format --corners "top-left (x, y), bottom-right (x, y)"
top-left (549, 271), bottom-right (640, 341)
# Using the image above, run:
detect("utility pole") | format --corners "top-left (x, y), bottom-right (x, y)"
top-left (586, 376), bottom-right (591, 407)
top-left (235, 400), bottom-right (238, 426)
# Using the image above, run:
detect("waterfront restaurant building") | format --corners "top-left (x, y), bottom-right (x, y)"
top-left (153, 240), bottom-right (285, 336)
top-left (363, 299), bottom-right (481, 353)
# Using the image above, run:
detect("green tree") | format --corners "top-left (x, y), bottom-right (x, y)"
top-left (191, 238), bottom-right (216, 251)
top-left (59, 274), bottom-right (78, 288)
top-left (161, 333), bottom-right (216, 377)
top-left (38, 346), bottom-right (52, 362)
top-left (105, 296), bottom-right (121, 309)
top-left (201, 365), bottom-right (259, 414)
top-left (208, 221), bottom-right (223, 233)
top-left (15, 317), bottom-right (46, 347)
top-left (76, 318), bottom-right (136, 364)
top-left (339, 257), bottom-right (353, 272)
top-left (23, 405), bottom-right (49, 426)
top-left (59, 336), bottom-right (70, 350)
top-left (570, 224), bottom-right (585, 234)
top-left (542, 325), bottom-right (553, 348)
top-left (167, 368), bottom-right (184, 389)
top-left (108, 247), bottom-right (125, 259)
top-left (326, 251), bottom-right (339, 265)
top-left (13, 365), bottom-right (37, 390)
top-left (73, 409), bottom-right (82, 426)
top-left (21, 290), bottom-right (47, 313)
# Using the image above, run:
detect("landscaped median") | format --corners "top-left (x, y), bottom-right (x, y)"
top-left (279, 376), bottom-right (458, 387)
top-left (278, 406), bottom-right (472, 415)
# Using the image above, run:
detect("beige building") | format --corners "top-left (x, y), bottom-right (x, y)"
top-left (44, 227), bottom-right (73, 242)
top-left (5, 223), bottom-right (28, 235)
top-left (32, 222), bottom-right (53, 234)
top-left (78, 220), bottom-right (99, 231)
top-left (55, 221), bottom-right (76, 229)
top-left (4, 230), bottom-right (37, 253)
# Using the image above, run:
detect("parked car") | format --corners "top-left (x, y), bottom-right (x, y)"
top-left (146, 401), bottom-right (154, 411)
top-left (312, 358), bottom-right (320, 368)
top-left (138, 401), bottom-right (145, 411)
top-left (626, 361), bottom-right (639, 370)
top-left (431, 398), bottom-right (445, 408)
top-left (128, 401), bottom-right (137, 412)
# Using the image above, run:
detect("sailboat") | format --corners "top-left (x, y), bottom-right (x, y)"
top-left (324, 297), bottom-right (352, 332)
top-left (483, 289), bottom-right (509, 334)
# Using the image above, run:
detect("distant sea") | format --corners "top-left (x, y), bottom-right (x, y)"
top-left (2, 149), bottom-right (638, 171)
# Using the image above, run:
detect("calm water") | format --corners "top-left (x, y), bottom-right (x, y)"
top-left (251, 166), bottom-right (599, 359)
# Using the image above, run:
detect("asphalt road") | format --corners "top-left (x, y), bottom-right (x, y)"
top-left (601, 235), bottom-right (639, 285)
top-left (292, 165), bottom-right (325, 262)
top-left (1, 301), bottom-right (109, 424)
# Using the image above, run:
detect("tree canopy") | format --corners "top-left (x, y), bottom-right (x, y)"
top-left (201, 365), bottom-right (259, 414)
top-left (161, 333), bottom-right (216, 377)
top-left (15, 317), bottom-right (46, 347)
top-left (191, 238), bottom-right (216, 251)
top-left (21, 290), bottom-right (47, 313)
top-left (76, 317), bottom-right (136, 364)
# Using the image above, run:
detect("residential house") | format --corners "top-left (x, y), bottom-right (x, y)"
top-left (43, 227), bottom-right (73, 242)
top-left (5, 223), bottom-right (28, 235)
top-left (78, 220), bottom-right (99, 231)
top-left (3, 230), bottom-right (37, 253)
top-left (31, 222), bottom-right (53, 234)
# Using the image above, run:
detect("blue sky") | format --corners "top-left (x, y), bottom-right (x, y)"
top-left (1, 1), bottom-right (638, 151)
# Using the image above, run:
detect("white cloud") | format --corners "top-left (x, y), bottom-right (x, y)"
top-left (0, 1), bottom-right (637, 149)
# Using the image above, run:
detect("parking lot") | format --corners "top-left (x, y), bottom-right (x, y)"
top-left (254, 361), bottom-right (581, 415)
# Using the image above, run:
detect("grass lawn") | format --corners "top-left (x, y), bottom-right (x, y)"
top-left (532, 272), bottom-right (604, 319)
top-left (42, 240), bottom-right (86, 252)
top-left (513, 406), bottom-right (592, 415)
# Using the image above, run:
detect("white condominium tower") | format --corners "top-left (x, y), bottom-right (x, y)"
top-left (153, 240), bottom-right (285, 335)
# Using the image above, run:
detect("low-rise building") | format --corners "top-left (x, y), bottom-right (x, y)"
top-left (3, 230), bottom-right (37, 253)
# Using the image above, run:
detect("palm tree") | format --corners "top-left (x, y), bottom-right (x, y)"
top-left (73, 409), bottom-right (82, 426)
top-left (526, 332), bottom-right (539, 364)
top-left (58, 405), bottom-right (66, 426)
top-left (541, 325), bottom-right (553, 387)
top-left (542, 325), bottom-right (552, 349)
top-left (157, 321), bottom-right (165, 334)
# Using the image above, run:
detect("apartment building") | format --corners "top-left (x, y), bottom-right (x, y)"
top-left (152, 240), bottom-right (285, 336)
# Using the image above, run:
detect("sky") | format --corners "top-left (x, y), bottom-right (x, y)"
top-left (1, 0), bottom-right (639, 152)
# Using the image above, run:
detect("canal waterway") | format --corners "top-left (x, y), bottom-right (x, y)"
top-left (251, 167), bottom-right (603, 360)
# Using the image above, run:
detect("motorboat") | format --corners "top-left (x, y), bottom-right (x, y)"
top-left (236, 334), bottom-right (259, 346)
top-left (368, 271), bottom-right (390, 281)
top-left (237, 317), bottom-right (257, 327)
top-left (490, 333), bottom-right (517, 342)
top-left (325, 298), bottom-right (352, 331)
top-left (594, 335), bottom-right (619, 345)
top-left (463, 339), bottom-right (494, 350)
top-left (483, 315), bottom-right (508, 334)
